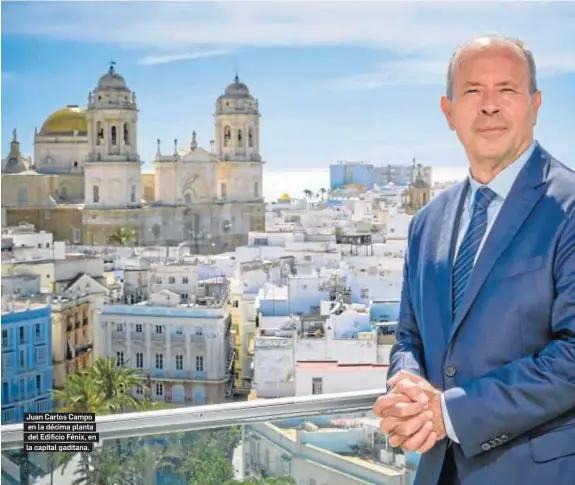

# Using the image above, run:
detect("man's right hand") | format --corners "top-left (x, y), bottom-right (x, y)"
top-left (374, 371), bottom-right (443, 453)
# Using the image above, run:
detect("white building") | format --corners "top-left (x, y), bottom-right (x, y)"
top-left (99, 290), bottom-right (234, 405)
top-left (253, 300), bottom-right (397, 399)
top-left (1, 225), bottom-right (65, 263)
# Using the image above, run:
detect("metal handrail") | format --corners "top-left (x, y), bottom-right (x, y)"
top-left (1, 388), bottom-right (384, 449)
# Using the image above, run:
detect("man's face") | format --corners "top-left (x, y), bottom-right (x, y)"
top-left (440, 44), bottom-right (541, 164)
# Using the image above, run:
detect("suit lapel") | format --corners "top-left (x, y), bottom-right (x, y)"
top-left (448, 144), bottom-right (550, 343)
top-left (436, 181), bottom-right (468, 343)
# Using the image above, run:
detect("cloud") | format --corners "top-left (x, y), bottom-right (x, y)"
top-left (326, 59), bottom-right (449, 91)
top-left (137, 49), bottom-right (232, 66)
top-left (2, 72), bottom-right (15, 81)
top-left (3, 1), bottom-right (574, 88)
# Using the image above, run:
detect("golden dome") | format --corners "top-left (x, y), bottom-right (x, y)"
top-left (279, 193), bottom-right (291, 201)
top-left (344, 183), bottom-right (365, 190)
top-left (39, 105), bottom-right (88, 136)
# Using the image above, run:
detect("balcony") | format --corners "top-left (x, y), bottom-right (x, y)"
top-left (1, 389), bottom-right (419, 485)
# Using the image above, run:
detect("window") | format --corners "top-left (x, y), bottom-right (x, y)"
top-left (155, 354), bottom-right (163, 369)
top-left (176, 355), bottom-right (183, 370)
top-left (155, 383), bottom-right (164, 396)
top-left (19, 379), bottom-right (25, 399)
top-left (36, 375), bottom-right (41, 392)
top-left (19, 326), bottom-right (25, 343)
top-left (3, 408), bottom-right (16, 423)
top-left (182, 277), bottom-right (188, 284)
top-left (116, 323), bottom-right (124, 332)
top-left (155, 276), bottom-right (162, 284)
top-left (136, 353), bottom-right (143, 368)
top-left (18, 187), bottom-right (28, 205)
top-left (93, 185), bottom-right (100, 203)
top-left (35, 324), bottom-right (41, 338)
top-left (312, 377), bottom-right (323, 395)
top-left (168, 277), bottom-right (175, 284)
top-left (116, 352), bottom-right (124, 366)
top-left (35, 346), bottom-right (47, 364)
top-left (196, 356), bottom-right (204, 372)
top-left (195, 327), bottom-right (203, 336)
top-left (2, 329), bottom-right (8, 346)
top-left (2, 352), bottom-right (15, 369)
top-left (2, 382), bottom-right (8, 402)
top-left (130, 184), bottom-right (136, 203)
top-left (254, 181), bottom-right (259, 198)
top-left (360, 288), bottom-right (370, 299)
top-left (135, 324), bottom-right (142, 333)
top-left (221, 182), bottom-right (227, 198)
top-left (19, 350), bottom-right (25, 368)
top-left (111, 126), bottom-right (117, 145)
top-left (123, 123), bottom-right (130, 145)
top-left (155, 325), bottom-right (163, 334)
top-left (135, 386), bottom-right (143, 395)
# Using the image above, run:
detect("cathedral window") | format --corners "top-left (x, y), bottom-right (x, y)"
top-left (248, 127), bottom-right (254, 147)
top-left (111, 126), bottom-right (117, 145)
top-left (254, 181), bottom-right (259, 198)
top-left (17, 187), bottom-right (28, 205)
top-left (130, 184), bottom-right (136, 203)
top-left (92, 185), bottom-right (100, 203)
top-left (237, 129), bottom-right (243, 147)
top-left (184, 192), bottom-right (192, 205)
top-left (96, 122), bottom-right (103, 145)
top-left (221, 182), bottom-right (227, 198)
top-left (123, 123), bottom-right (130, 145)
top-left (223, 126), bottom-right (231, 147)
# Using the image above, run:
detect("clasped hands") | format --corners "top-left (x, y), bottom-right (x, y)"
top-left (373, 370), bottom-right (447, 453)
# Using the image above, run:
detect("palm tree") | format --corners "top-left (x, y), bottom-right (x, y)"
top-left (53, 357), bottom-right (147, 414)
top-left (89, 357), bottom-right (146, 412)
top-left (107, 227), bottom-right (137, 246)
top-left (303, 189), bottom-right (313, 200)
top-left (52, 360), bottom-right (153, 485)
top-left (320, 187), bottom-right (327, 199)
top-left (52, 372), bottom-right (110, 414)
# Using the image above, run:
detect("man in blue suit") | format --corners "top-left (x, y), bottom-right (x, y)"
top-left (373, 35), bottom-right (575, 485)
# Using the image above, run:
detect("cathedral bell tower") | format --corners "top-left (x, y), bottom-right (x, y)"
top-left (214, 75), bottom-right (261, 162)
top-left (84, 62), bottom-right (141, 209)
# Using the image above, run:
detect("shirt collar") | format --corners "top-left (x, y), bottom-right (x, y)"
top-left (466, 140), bottom-right (537, 208)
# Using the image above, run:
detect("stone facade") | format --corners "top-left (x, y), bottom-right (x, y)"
top-left (2, 66), bottom-right (265, 253)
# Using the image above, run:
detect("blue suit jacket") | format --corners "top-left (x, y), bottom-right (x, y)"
top-left (388, 143), bottom-right (575, 485)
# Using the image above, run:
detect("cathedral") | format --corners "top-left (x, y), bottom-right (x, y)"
top-left (1, 63), bottom-right (265, 252)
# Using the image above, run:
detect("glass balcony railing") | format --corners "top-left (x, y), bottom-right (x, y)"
top-left (1, 389), bottom-right (419, 485)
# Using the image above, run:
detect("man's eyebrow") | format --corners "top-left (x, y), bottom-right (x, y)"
top-left (461, 80), bottom-right (519, 88)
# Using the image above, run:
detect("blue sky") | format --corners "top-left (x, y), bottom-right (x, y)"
top-left (2, 1), bottom-right (574, 176)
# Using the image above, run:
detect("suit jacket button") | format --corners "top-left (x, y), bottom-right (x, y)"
top-left (445, 365), bottom-right (457, 377)
top-left (501, 434), bottom-right (508, 441)
top-left (481, 443), bottom-right (491, 451)
top-left (494, 438), bottom-right (502, 446)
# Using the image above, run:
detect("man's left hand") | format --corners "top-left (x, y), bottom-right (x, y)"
top-left (376, 370), bottom-right (447, 452)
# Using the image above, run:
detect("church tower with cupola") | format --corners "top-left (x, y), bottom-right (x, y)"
top-left (83, 62), bottom-right (141, 209)
top-left (214, 75), bottom-right (261, 162)
top-left (214, 75), bottom-right (263, 201)
top-left (212, 75), bottom-right (265, 245)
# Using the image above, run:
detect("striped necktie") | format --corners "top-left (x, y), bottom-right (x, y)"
top-left (452, 186), bottom-right (497, 318)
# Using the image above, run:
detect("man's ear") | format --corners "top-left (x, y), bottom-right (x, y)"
top-left (440, 96), bottom-right (456, 131)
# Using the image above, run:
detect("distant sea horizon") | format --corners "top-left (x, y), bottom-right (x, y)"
top-left (262, 166), bottom-right (468, 202)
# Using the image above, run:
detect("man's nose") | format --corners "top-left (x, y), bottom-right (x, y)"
top-left (480, 92), bottom-right (500, 116)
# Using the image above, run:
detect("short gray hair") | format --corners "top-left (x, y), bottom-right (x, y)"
top-left (446, 34), bottom-right (538, 100)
